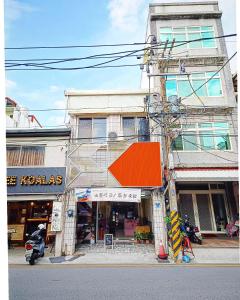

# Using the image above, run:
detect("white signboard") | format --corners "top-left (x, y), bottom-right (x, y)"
top-left (75, 188), bottom-right (141, 203)
top-left (51, 201), bottom-right (63, 231)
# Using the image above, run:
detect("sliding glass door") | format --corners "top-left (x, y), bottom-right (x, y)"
top-left (178, 190), bottom-right (229, 232)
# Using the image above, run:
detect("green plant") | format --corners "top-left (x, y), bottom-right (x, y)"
top-left (164, 216), bottom-right (171, 224)
top-left (147, 232), bottom-right (154, 241)
top-left (141, 232), bottom-right (149, 240)
top-left (134, 232), bottom-right (142, 240)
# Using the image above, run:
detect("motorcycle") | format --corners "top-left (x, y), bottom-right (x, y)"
top-left (181, 215), bottom-right (202, 245)
top-left (25, 224), bottom-right (45, 265)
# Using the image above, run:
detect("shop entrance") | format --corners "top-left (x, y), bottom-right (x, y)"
top-left (178, 190), bottom-right (229, 233)
top-left (100, 202), bottom-right (139, 239)
top-left (76, 199), bottom-right (152, 245)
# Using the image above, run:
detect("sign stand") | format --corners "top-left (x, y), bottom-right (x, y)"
top-left (104, 234), bottom-right (113, 250)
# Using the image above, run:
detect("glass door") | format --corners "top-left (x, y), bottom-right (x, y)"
top-left (195, 194), bottom-right (213, 231)
top-left (211, 193), bottom-right (228, 232)
top-left (178, 194), bottom-right (196, 225)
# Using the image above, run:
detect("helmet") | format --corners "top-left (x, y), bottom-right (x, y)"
top-left (38, 224), bottom-right (45, 230)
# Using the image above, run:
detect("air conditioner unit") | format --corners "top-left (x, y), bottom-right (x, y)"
top-left (108, 131), bottom-right (118, 141)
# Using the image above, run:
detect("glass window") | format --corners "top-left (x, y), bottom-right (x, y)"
top-left (178, 80), bottom-right (192, 97)
top-left (188, 33), bottom-right (202, 48)
top-left (199, 123), bottom-right (212, 128)
top-left (160, 33), bottom-right (173, 42)
top-left (123, 117), bottom-right (135, 139)
top-left (215, 131), bottom-right (231, 150)
top-left (78, 118), bottom-right (92, 142)
top-left (213, 122), bottom-right (228, 128)
top-left (137, 118), bottom-right (150, 142)
top-left (173, 27), bottom-right (185, 32)
top-left (79, 118), bottom-right (106, 143)
top-left (206, 71), bottom-right (218, 78)
top-left (207, 78), bottom-right (222, 96)
top-left (183, 132), bottom-right (198, 150)
top-left (188, 26), bottom-right (200, 32)
top-left (182, 124), bottom-right (196, 129)
top-left (201, 26), bottom-right (213, 31)
top-left (200, 131), bottom-right (215, 149)
top-left (175, 33), bottom-right (187, 49)
top-left (202, 31), bottom-right (216, 48)
top-left (160, 27), bottom-right (172, 33)
top-left (160, 26), bottom-right (216, 49)
top-left (192, 79), bottom-right (207, 96)
top-left (172, 135), bottom-right (183, 150)
top-left (191, 73), bottom-right (204, 78)
top-left (93, 118), bottom-right (106, 143)
top-left (166, 80), bottom-right (177, 98)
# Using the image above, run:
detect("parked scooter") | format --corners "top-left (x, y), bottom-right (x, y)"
top-left (25, 224), bottom-right (45, 265)
top-left (181, 215), bottom-right (202, 245)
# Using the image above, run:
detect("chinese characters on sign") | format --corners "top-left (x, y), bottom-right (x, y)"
top-left (75, 188), bottom-right (141, 203)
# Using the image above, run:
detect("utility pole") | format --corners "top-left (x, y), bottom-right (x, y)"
top-left (158, 39), bottom-right (178, 211)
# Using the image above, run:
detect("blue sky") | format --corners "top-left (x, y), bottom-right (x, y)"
top-left (4, 0), bottom-right (237, 127)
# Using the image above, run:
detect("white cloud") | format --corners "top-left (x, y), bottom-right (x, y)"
top-left (107, 0), bottom-right (146, 33)
top-left (5, 78), bottom-right (16, 89)
top-left (49, 85), bottom-right (62, 93)
top-left (4, 0), bottom-right (36, 22)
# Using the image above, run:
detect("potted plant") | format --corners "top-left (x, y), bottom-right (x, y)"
top-left (147, 232), bottom-right (154, 244)
top-left (134, 232), bottom-right (142, 243)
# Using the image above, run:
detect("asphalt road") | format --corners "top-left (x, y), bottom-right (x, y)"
top-left (9, 265), bottom-right (240, 300)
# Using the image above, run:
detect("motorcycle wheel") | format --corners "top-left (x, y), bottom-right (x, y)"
top-left (29, 257), bottom-right (35, 265)
top-left (41, 252), bottom-right (44, 257)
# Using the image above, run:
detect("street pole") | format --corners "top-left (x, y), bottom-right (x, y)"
top-left (158, 43), bottom-right (178, 212)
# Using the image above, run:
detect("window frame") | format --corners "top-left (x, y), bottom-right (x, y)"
top-left (166, 71), bottom-right (223, 98)
top-left (78, 117), bottom-right (107, 144)
top-left (172, 122), bottom-right (232, 152)
top-left (159, 25), bottom-right (217, 49)
top-left (121, 116), bottom-right (149, 142)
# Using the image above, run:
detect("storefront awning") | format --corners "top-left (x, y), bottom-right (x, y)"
top-left (175, 168), bottom-right (239, 182)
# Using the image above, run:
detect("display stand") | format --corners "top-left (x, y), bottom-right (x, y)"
top-left (104, 234), bottom-right (113, 250)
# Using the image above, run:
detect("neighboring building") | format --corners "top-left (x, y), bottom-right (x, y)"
top-left (6, 97), bottom-right (42, 128)
top-left (145, 1), bottom-right (238, 237)
top-left (62, 89), bottom-right (154, 255)
top-left (7, 128), bottom-right (71, 253)
top-left (232, 73), bottom-right (237, 102)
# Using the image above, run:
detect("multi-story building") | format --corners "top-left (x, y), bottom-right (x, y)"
top-left (7, 128), bottom-right (71, 253)
top-left (143, 1), bottom-right (238, 236)
top-left (6, 97), bottom-right (42, 129)
top-left (62, 89), bottom-right (159, 255)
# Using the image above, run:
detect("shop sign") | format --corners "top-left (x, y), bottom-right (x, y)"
top-left (7, 167), bottom-right (66, 194)
top-left (75, 188), bottom-right (141, 203)
top-left (51, 201), bottom-right (63, 231)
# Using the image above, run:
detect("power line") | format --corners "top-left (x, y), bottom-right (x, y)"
top-left (5, 33), bottom-right (236, 50)
top-left (5, 34), bottom-right (237, 72)
top-left (5, 63), bottom-right (143, 71)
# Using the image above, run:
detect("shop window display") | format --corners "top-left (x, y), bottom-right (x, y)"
top-left (7, 201), bottom-right (53, 243)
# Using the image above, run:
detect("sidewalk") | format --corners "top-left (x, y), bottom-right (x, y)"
top-left (8, 246), bottom-right (240, 265)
